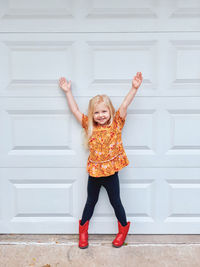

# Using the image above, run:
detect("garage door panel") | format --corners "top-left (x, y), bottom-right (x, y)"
top-left (0, 37), bottom-right (74, 97)
top-left (1, 168), bottom-right (200, 233)
top-left (124, 109), bottom-right (156, 155)
top-left (163, 171), bottom-right (200, 233)
top-left (1, 33), bottom-right (200, 98)
top-left (92, 167), bottom-right (200, 234)
top-left (124, 97), bottom-right (200, 167)
top-left (168, 111), bottom-right (200, 150)
top-left (85, 39), bottom-right (157, 97)
top-left (1, 0), bottom-right (200, 32)
top-left (0, 98), bottom-right (82, 167)
top-left (0, 0), bottom-right (73, 20)
top-left (0, 34), bottom-right (158, 97)
top-left (0, 168), bottom-right (86, 233)
top-left (167, 39), bottom-right (200, 96)
top-left (164, 99), bottom-right (200, 164)
top-left (121, 179), bottom-right (155, 221)
top-left (1, 97), bottom-right (200, 168)
top-left (167, 180), bottom-right (200, 217)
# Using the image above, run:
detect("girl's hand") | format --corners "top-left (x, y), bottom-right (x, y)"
top-left (59, 77), bottom-right (71, 93)
top-left (132, 72), bottom-right (143, 89)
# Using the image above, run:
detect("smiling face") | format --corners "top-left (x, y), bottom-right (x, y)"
top-left (93, 102), bottom-right (111, 125)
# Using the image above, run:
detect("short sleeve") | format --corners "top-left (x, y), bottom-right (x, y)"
top-left (82, 113), bottom-right (88, 130)
top-left (114, 108), bottom-right (126, 130)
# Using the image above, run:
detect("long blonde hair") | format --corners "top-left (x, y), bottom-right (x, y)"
top-left (82, 94), bottom-right (115, 150)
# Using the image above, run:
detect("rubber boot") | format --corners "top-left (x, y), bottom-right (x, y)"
top-left (112, 220), bottom-right (131, 248)
top-left (79, 219), bottom-right (89, 249)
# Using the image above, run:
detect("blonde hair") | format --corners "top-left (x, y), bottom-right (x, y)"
top-left (82, 94), bottom-right (115, 150)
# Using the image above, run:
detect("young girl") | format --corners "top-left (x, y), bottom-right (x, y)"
top-left (59, 72), bottom-right (143, 249)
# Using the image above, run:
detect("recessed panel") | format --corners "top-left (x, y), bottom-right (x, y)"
top-left (124, 112), bottom-right (155, 153)
top-left (176, 46), bottom-right (200, 81)
top-left (9, 0), bottom-right (70, 9)
top-left (167, 180), bottom-right (200, 217)
top-left (170, 112), bottom-right (200, 149)
top-left (6, 0), bottom-right (72, 18)
top-left (9, 112), bottom-right (72, 151)
top-left (90, 42), bottom-right (154, 83)
top-left (176, 0), bottom-right (200, 9)
top-left (10, 44), bottom-right (72, 82)
top-left (122, 180), bottom-right (155, 220)
top-left (11, 180), bottom-right (73, 217)
top-left (91, 0), bottom-right (154, 9)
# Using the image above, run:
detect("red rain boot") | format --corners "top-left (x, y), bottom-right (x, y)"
top-left (112, 220), bottom-right (131, 248)
top-left (79, 219), bottom-right (89, 249)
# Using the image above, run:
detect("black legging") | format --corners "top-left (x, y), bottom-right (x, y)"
top-left (80, 171), bottom-right (128, 226)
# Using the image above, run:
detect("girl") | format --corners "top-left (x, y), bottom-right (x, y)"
top-left (59, 72), bottom-right (143, 249)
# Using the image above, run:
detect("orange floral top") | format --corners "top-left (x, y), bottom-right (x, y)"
top-left (82, 108), bottom-right (129, 177)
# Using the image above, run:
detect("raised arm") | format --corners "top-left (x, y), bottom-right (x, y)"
top-left (59, 77), bottom-right (82, 124)
top-left (119, 72), bottom-right (143, 119)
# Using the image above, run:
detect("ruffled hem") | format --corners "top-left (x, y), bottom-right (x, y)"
top-left (87, 152), bottom-right (129, 177)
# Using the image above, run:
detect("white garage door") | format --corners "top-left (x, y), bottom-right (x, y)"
top-left (0, 0), bottom-right (200, 234)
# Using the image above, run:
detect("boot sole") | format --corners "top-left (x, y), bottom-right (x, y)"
top-left (79, 245), bottom-right (88, 249)
top-left (112, 243), bottom-right (123, 248)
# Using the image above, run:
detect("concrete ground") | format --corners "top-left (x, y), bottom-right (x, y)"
top-left (1, 234), bottom-right (200, 267)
